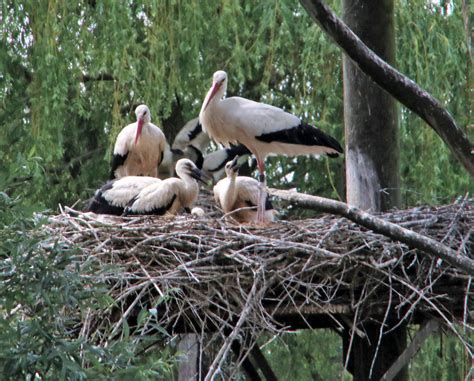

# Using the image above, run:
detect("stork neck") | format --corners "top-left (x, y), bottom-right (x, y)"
top-left (202, 86), bottom-right (225, 114)
top-left (180, 177), bottom-right (199, 205)
top-left (222, 176), bottom-right (238, 212)
top-left (180, 175), bottom-right (199, 189)
top-left (139, 121), bottom-right (149, 131)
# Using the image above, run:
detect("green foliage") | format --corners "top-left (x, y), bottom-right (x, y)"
top-left (0, 0), bottom-right (472, 379)
top-left (2, 0), bottom-right (470, 212)
top-left (0, 196), bottom-right (174, 380)
top-left (263, 330), bottom-right (351, 381)
top-left (395, 0), bottom-right (473, 206)
top-left (409, 332), bottom-right (472, 381)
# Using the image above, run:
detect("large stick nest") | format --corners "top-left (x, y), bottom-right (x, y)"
top-left (44, 193), bottom-right (473, 376)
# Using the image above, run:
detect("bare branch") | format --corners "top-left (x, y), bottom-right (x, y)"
top-left (269, 188), bottom-right (474, 273)
top-left (380, 319), bottom-right (439, 381)
top-left (299, 0), bottom-right (474, 176)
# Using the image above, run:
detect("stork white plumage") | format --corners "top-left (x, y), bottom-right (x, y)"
top-left (203, 143), bottom-right (251, 183)
top-left (87, 176), bottom-right (161, 215)
top-left (124, 159), bottom-right (209, 216)
top-left (158, 118), bottom-right (210, 178)
top-left (172, 117), bottom-right (210, 153)
top-left (110, 104), bottom-right (167, 179)
top-left (199, 70), bottom-right (343, 222)
top-left (213, 156), bottom-right (274, 223)
top-left (158, 142), bottom-right (183, 179)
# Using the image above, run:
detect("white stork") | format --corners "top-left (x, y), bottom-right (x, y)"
top-left (203, 143), bottom-right (251, 183)
top-left (86, 176), bottom-right (161, 215)
top-left (123, 159), bottom-right (209, 216)
top-left (213, 156), bottom-right (274, 224)
top-left (158, 142), bottom-right (184, 179)
top-left (199, 70), bottom-right (343, 222)
top-left (110, 104), bottom-right (167, 179)
top-left (158, 118), bottom-right (210, 178)
top-left (172, 117), bottom-right (210, 154)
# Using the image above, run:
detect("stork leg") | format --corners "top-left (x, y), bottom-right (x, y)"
top-left (256, 158), bottom-right (266, 224)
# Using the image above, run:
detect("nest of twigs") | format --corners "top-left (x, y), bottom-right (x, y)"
top-left (44, 192), bottom-right (473, 379)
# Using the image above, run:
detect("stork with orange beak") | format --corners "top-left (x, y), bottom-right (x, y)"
top-left (110, 104), bottom-right (167, 179)
top-left (199, 70), bottom-right (343, 223)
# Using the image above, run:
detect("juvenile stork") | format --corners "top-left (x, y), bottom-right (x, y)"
top-left (203, 143), bottom-right (251, 183)
top-left (199, 70), bottom-right (343, 222)
top-left (213, 156), bottom-right (274, 224)
top-left (86, 176), bottom-right (161, 215)
top-left (124, 159), bottom-right (209, 216)
top-left (110, 104), bottom-right (167, 179)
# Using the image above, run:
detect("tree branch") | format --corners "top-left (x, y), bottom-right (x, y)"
top-left (231, 339), bottom-right (262, 381)
top-left (300, 0), bottom-right (474, 177)
top-left (204, 279), bottom-right (259, 381)
top-left (380, 319), bottom-right (439, 381)
top-left (269, 188), bottom-right (474, 273)
top-left (249, 343), bottom-right (278, 381)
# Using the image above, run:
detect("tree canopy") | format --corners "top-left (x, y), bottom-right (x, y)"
top-left (0, 1), bottom-right (472, 379)
top-left (1, 0), bottom-right (471, 211)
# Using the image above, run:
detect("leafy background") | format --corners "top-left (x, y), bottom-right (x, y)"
top-left (0, 0), bottom-right (472, 379)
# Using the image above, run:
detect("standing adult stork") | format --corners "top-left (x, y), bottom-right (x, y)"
top-left (213, 156), bottom-right (274, 223)
top-left (110, 104), bottom-right (167, 179)
top-left (199, 70), bottom-right (343, 222)
top-left (124, 159), bottom-right (209, 216)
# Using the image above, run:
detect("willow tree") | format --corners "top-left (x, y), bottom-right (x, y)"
top-left (0, 0), bottom-right (472, 379)
top-left (2, 0), bottom-right (469, 211)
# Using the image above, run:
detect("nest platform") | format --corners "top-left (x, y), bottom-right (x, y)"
top-left (44, 193), bottom-right (473, 378)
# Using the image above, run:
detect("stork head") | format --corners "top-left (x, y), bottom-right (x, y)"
top-left (224, 155), bottom-right (240, 177)
top-left (175, 159), bottom-right (211, 184)
top-left (134, 104), bottom-right (151, 145)
top-left (202, 70), bottom-right (227, 111)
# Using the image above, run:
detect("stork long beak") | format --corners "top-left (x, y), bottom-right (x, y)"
top-left (189, 166), bottom-right (212, 184)
top-left (229, 155), bottom-right (240, 173)
top-left (203, 82), bottom-right (221, 110)
top-left (134, 118), bottom-right (144, 145)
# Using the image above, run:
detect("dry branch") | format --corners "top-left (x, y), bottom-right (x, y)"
top-left (269, 188), bottom-right (474, 273)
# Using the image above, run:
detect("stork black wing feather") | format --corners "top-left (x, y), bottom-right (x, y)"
top-left (187, 121), bottom-right (203, 141)
top-left (256, 123), bottom-right (343, 155)
top-left (187, 145), bottom-right (204, 169)
top-left (207, 143), bottom-right (251, 172)
top-left (86, 181), bottom-right (124, 215)
top-left (124, 193), bottom-right (177, 216)
top-left (110, 153), bottom-right (128, 179)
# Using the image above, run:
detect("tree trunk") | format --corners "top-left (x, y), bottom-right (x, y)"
top-left (343, 0), bottom-right (400, 211)
top-left (177, 334), bottom-right (199, 381)
top-left (342, 0), bottom-right (407, 380)
top-left (342, 321), bottom-right (408, 381)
